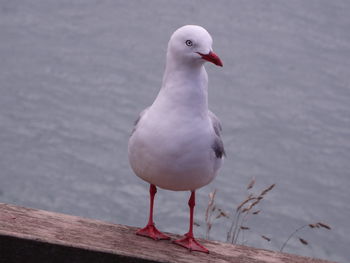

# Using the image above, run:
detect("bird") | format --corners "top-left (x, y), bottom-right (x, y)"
top-left (128, 25), bottom-right (224, 253)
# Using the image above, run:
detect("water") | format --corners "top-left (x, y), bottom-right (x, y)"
top-left (0, 1), bottom-right (349, 262)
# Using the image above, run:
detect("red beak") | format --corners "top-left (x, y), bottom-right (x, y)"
top-left (197, 51), bottom-right (223, 67)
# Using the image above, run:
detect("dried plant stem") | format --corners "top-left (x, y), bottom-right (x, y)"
top-left (226, 181), bottom-right (275, 244)
top-left (205, 179), bottom-right (331, 253)
top-left (205, 189), bottom-right (217, 239)
top-left (280, 224), bottom-right (308, 252)
top-left (227, 209), bottom-right (240, 242)
top-left (232, 211), bottom-right (243, 243)
top-left (234, 211), bottom-right (251, 244)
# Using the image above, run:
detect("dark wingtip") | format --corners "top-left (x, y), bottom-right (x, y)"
top-left (212, 138), bottom-right (225, 158)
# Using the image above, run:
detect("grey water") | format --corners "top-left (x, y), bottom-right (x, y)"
top-left (0, 1), bottom-right (349, 262)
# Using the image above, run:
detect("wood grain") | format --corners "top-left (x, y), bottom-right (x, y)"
top-left (0, 203), bottom-right (336, 263)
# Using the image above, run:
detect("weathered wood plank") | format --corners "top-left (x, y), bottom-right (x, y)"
top-left (0, 203), bottom-right (335, 263)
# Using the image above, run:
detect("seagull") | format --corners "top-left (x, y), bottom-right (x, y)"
top-left (128, 25), bottom-right (224, 253)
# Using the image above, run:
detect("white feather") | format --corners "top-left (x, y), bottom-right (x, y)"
top-left (128, 25), bottom-right (223, 191)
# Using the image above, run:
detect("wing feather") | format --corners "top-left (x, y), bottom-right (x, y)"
top-left (130, 107), bottom-right (149, 136)
top-left (209, 110), bottom-right (225, 158)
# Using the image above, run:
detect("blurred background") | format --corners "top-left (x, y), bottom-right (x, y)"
top-left (0, 1), bottom-right (349, 262)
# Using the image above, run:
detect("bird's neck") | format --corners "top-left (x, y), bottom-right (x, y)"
top-left (153, 54), bottom-right (208, 117)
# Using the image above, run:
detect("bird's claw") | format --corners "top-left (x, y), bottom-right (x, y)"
top-left (136, 224), bottom-right (170, 240)
top-left (173, 233), bottom-right (209, 253)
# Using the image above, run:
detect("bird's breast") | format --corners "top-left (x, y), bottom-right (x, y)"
top-left (139, 114), bottom-right (210, 160)
top-left (128, 111), bottom-right (219, 190)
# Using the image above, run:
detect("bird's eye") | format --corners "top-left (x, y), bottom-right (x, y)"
top-left (185, 40), bottom-right (193, 47)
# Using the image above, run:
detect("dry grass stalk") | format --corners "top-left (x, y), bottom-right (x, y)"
top-left (261, 235), bottom-right (271, 242)
top-left (205, 190), bottom-right (230, 240)
top-left (215, 208), bottom-right (229, 219)
top-left (299, 238), bottom-right (308, 245)
top-left (247, 177), bottom-right (256, 190)
top-left (241, 207), bottom-right (249, 213)
top-left (194, 221), bottom-right (201, 227)
top-left (203, 179), bottom-right (331, 254)
top-left (317, 222), bottom-right (331, 230)
top-left (205, 189), bottom-right (217, 239)
top-left (280, 221), bottom-right (332, 252)
top-left (247, 199), bottom-right (260, 211)
top-left (205, 190), bottom-right (217, 222)
top-left (259, 184), bottom-right (275, 196)
top-left (226, 178), bottom-right (275, 244)
top-left (236, 194), bottom-right (255, 211)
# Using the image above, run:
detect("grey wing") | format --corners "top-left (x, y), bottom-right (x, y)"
top-left (208, 110), bottom-right (222, 137)
top-left (130, 107), bottom-right (149, 136)
top-left (209, 110), bottom-right (226, 158)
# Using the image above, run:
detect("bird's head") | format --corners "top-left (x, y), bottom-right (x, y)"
top-left (167, 25), bottom-right (223, 67)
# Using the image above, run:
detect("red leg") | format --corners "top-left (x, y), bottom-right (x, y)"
top-left (173, 191), bottom-right (209, 253)
top-left (136, 184), bottom-right (170, 240)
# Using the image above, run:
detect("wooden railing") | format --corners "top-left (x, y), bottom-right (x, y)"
top-left (0, 203), bottom-right (336, 263)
